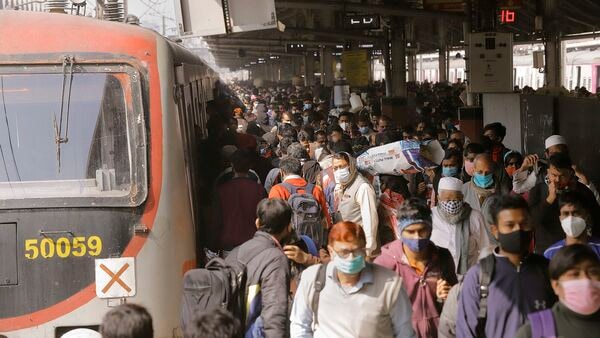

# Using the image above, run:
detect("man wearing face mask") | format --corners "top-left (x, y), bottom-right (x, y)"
top-left (462, 154), bottom-right (509, 212)
top-left (529, 153), bottom-right (600, 253)
top-left (331, 152), bottom-right (379, 259)
top-left (456, 194), bottom-right (556, 338)
top-left (375, 199), bottom-right (458, 338)
top-left (431, 177), bottom-right (489, 276)
top-left (515, 244), bottom-right (600, 338)
top-left (338, 112), bottom-right (352, 133)
top-left (543, 192), bottom-right (600, 259)
top-left (290, 222), bottom-right (416, 338)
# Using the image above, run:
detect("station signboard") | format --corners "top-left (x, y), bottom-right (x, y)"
top-left (343, 14), bottom-right (380, 30)
top-left (468, 32), bottom-right (513, 93)
top-left (342, 50), bottom-right (370, 87)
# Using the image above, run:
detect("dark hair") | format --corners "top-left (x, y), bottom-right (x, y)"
top-left (549, 244), bottom-right (600, 280)
top-left (489, 194), bottom-right (529, 224)
top-left (315, 130), bottom-right (327, 139)
top-left (375, 130), bottom-right (400, 145)
top-left (484, 122), bottom-right (507, 140)
top-left (548, 152), bottom-right (573, 171)
top-left (279, 137), bottom-right (294, 155)
top-left (287, 142), bottom-right (309, 160)
top-left (379, 174), bottom-right (410, 198)
top-left (328, 125), bottom-right (344, 135)
top-left (504, 151), bottom-right (523, 167)
top-left (256, 198), bottom-right (292, 234)
top-left (100, 304), bottom-right (153, 338)
top-left (231, 149), bottom-right (252, 173)
top-left (422, 126), bottom-right (438, 139)
top-left (278, 123), bottom-right (298, 140)
top-left (463, 142), bottom-right (485, 157)
top-left (300, 126), bottom-right (315, 141)
top-left (397, 197), bottom-right (432, 224)
top-left (446, 139), bottom-right (463, 151)
top-left (279, 156), bottom-right (302, 175)
top-left (443, 149), bottom-right (463, 166)
top-left (329, 140), bottom-right (353, 154)
top-left (186, 308), bottom-right (241, 338)
top-left (558, 191), bottom-right (590, 218)
top-left (298, 130), bottom-right (311, 143)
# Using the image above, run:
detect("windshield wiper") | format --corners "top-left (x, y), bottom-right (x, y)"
top-left (0, 75), bottom-right (21, 181)
top-left (54, 55), bottom-right (74, 172)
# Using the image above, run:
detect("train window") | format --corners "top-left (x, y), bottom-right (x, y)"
top-left (0, 65), bottom-right (146, 208)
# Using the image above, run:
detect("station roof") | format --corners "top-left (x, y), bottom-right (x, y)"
top-left (205, 0), bottom-right (600, 70)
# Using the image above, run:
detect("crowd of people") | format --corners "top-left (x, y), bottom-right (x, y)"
top-left (94, 80), bottom-right (599, 338)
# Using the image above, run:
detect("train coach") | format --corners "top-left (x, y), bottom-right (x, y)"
top-left (0, 10), bottom-right (214, 337)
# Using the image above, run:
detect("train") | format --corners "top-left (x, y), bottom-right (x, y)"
top-left (0, 10), bottom-right (216, 338)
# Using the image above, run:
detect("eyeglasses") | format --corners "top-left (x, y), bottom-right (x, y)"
top-left (332, 247), bottom-right (365, 259)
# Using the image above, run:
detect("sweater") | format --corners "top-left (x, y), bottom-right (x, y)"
top-left (514, 302), bottom-right (600, 338)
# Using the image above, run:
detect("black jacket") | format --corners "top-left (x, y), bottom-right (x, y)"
top-left (529, 181), bottom-right (600, 253)
top-left (226, 231), bottom-right (290, 338)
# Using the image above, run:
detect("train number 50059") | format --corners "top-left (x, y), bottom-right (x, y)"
top-left (24, 236), bottom-right (103, 259)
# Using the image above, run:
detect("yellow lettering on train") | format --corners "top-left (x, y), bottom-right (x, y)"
top-left (24, 236), bottom-right (103, 260)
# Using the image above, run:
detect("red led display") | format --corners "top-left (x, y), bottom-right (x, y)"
top-left (500, 10), bottom-right (516, 23)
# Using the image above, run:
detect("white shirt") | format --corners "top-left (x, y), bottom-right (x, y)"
top-left (430, 206), bottom-right (489, 274)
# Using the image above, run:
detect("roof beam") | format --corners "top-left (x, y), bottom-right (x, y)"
top-left (276, 0), bottom-right (463, 20)
top-left (204, 37), bottom-right (341, 46)
top-left (283, 27), bottom-right (385, 41)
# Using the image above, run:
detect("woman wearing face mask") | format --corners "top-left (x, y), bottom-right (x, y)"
top-left (544, 192), bottom-right (600, 259)
top-left (375, 198), bottom-right (458, 338)
top-left (515, 244), bottom-right (600, 338)
top-left (331, 152), bottom-right (379, 259)
top-left (461, 143), bottom-right (485, 183)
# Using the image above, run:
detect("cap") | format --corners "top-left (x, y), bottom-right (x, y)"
top-left (438, 177), bottom-right (463, 192)
top-left (545, 135), bottom-right (567, 149)
top-left (61, 329), bottom-right (102, 338)
top-left (221, 145), bottom-right (238, 161)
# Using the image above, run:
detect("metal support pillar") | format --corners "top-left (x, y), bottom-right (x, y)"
top-left (544, 0), bottom-right (562, 87)
top-left (383, 26), bottom-right (393, 96)
top-left (407, 54), bottom-right (416, 82)
top-left (304, 54), bottom-right (315, 86)
top-left (463, 0), bottom-right (474, 105)
top-left (320, 47), bottom-right (334, 86)
top-left (438, 21), bottom-right (447, 83)
top-left (391, 19), bottom-right (407, 97)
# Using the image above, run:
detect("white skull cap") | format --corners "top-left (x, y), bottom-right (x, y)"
top-left (545, 135), bottom-right (567, 149)
top-left (438, 177), bottom-right (463, 192)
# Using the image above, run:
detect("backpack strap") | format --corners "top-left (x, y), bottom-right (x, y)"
top-left (475, 254), bottom-right (495, 337)
top-left (281, 181), bottom-right (298, 195)
top-left (311, 263), bottom-right (328, 326)
top-left (528, 309), bottom-right (556, 338)
top-left (304, 183), bottom-right (315, 197)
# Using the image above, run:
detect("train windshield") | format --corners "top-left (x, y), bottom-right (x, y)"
top-left (0, 64), bottom-right (147, 208)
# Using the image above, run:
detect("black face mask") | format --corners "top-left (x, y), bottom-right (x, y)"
top-left (497, 229), bottom-right (533, 254)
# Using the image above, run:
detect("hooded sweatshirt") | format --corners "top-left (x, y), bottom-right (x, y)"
top-left (375, 241), bottom-right (458, 338)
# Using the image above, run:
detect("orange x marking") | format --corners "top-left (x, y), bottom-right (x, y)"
top-left (100, 263), bottom-right (132, 294)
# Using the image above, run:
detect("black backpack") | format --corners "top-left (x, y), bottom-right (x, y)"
top-left (181, 246), bottom-right (263, 334)
top-left (282, 182), bottom-right (326, 248)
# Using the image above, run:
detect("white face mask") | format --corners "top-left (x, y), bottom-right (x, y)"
top-left (561, 216), bottom-right (587, 237)
top-left (339, 122), bottom-right (348, 131)
top-left (334, 167), bottom-right (351, 184)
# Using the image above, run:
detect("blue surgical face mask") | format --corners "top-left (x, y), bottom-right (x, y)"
top-left (359, 126), bottom-right (370, 135)
top-left (333, 253), bottom-right (366, 275)
top-left (303, 103), bottom-right (313, 110)
top-left (473, 173), bottom-right (494, 189)
top-left (442, 166), bottom-right (460, 178)
top-left (401, 237), bottom-right (430, 253)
